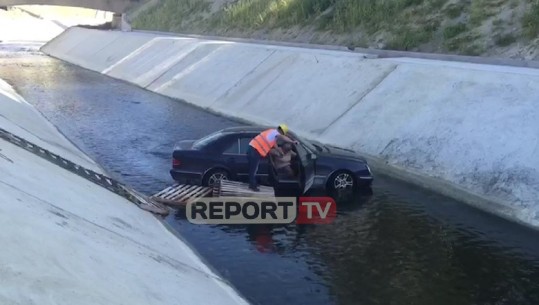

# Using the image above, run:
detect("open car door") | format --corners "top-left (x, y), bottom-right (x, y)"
top-left (268, 139), bottom-right (316, 195)
top-left (295, 141), bottom-right (316, 194)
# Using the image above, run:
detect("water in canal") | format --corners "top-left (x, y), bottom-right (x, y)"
top-left (2, 45), bottom-right (539, 305)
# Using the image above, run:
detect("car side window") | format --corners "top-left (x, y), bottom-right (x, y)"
top-left (223, 138), bottom-right (240, 154)
top-left (239, 137), bottom-right (251, 154)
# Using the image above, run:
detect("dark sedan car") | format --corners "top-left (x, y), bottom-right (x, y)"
top-left (170, 126), bottom-right (373, 193)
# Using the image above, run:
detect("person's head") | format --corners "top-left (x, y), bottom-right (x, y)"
top-left (277, 124), bottom-right (289, 135)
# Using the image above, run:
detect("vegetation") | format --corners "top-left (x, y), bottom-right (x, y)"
top-left (132, 0), bottom-right (211, 31)
top-left (494, 33), bottom-right (517, 46)
top-left (444, 2), bottom-right (464, 18)
top-left (131, 0), bottom-right (539, 58)
top-left (522, 1), bottom-right (539, 39)
top-left (217, 0), bottom-right (333, 28)
top-left (211, 0), bottom-right (446, 34)
top-left (469, 0), bottom-right (492, 25)
top-left (443, 23), bottom-right (467, 40)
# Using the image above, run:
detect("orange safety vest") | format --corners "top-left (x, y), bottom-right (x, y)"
top-left (249, 129), bottom-right (278, 157)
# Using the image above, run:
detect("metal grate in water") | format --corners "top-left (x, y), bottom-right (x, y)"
top-left (150, 184), bottom-right (213, 206)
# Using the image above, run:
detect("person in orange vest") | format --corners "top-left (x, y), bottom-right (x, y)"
top-left (247, 124), bottom-right (298, 191)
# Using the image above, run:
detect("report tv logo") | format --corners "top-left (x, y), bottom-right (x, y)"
top-left (186, 197), bottom-right (336, 224)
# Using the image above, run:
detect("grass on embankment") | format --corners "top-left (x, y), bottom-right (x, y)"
top-left (131, 0), bottom-right (211, 32)
top-left (132, 0), bottom-right (539, 58)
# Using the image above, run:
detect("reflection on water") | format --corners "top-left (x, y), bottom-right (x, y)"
top-left (173, 184), bottom-right (539, 305)
top-left (2, 48), bottom-right (539, 305)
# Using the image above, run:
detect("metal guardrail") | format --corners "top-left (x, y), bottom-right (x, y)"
top-left (0, 127), bottom-right (169, 216)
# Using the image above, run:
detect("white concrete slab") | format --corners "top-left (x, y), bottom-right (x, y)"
top-left (63, 30), bottom-right (123, 71)
top-left (90, 32), bottom-right (154, 73)
top-left (151, 42), bottom-right (275, 108)
top-left (320, 62), bottom-right (539, 225)
top-left (383, 57), bottom-right (539, 75)
top-left (212, 50), bottom-right (396, 136)
top-left (0, 79), bottom-right (100, 172)
top-left (0, 80), bottom-right (250, 305)
top-left (42, 28), bottom-right (124, 71)
top-left (40, 27), bottom-right (539, 229)
top-left (104, 37), bottom-right (205, 88)
top-left (144, 39), bottom-right (222, 92)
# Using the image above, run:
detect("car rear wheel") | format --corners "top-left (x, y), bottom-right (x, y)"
top-left (328, 170), bottom-right (355, 191)
top-left (203, 169), bottom-right (229, 187)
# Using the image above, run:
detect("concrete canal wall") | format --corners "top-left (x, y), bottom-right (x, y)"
top-left (40, 27), bottom-right (539, 229)
top-left (0, 78), bottom-right (249, 304)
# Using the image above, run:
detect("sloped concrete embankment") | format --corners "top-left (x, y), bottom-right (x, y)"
top-left (40, 27), bottom-right (539, 229)
top-left (0, 78), bottom-right (249, 304)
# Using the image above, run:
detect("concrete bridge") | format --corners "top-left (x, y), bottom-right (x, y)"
top-left (0, 0), bottom-right (144, 13)
top-left (0, 0), bottom-right (155, 30)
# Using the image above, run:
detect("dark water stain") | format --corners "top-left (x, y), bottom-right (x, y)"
top-left (2, 48), bottom-right (539, 305)
top-left (49, 209), bottom-right (68, 219)
top-left (56, 221), bottom-right (68, 227)
top-left (110, 216), bottom-right (133, 230)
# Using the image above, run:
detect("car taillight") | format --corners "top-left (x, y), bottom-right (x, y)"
top-left (172, 158), bottom-right (181, 167)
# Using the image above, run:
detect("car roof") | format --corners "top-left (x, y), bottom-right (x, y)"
top-left (220, 125), bottom-right (269, 134)
top-left (219, 125), bottom-right (301, 139)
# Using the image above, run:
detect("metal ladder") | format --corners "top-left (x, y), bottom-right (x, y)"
top-left (0, 127), bottom-right (169, 216)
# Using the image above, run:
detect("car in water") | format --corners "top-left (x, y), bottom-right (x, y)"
top-left (170, 126), bottom-right (373, 194)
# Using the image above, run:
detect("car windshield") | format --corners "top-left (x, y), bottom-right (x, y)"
top-left (310, 142), bottom-right (325, 152)
top-left (288, 131), bottom-right (317, 154)
top-left (309, 140), bottom-right (333, 153)
top-left (192, 131), bottom-right (224, 149)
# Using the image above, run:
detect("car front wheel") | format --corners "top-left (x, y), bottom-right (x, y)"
top-left (328, 171), bottom-right (355, 191)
